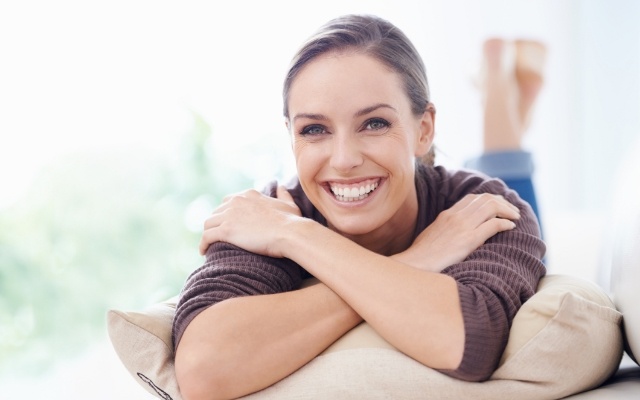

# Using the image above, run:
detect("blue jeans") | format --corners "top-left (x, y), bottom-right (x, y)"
top-left (465, 151), bottom-right (541, 227)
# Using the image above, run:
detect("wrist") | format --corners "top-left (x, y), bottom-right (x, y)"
top-left (391, 247), bottom-right (439, 272)
top-left (391, 248), bottom-right (419, 268)
top-left (278, 216), bottom-right (320, 259)
top-left (307, 281), bottom-right (363, 326)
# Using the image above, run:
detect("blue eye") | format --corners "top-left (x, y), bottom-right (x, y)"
top-left (364, 118), bottom-right (390, 131)
top-left (300, 125), bottom-right (327, 135)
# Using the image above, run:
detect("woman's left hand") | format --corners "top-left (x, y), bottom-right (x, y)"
top-left (394, 193), bottom-right (521, 273)
top-left (199, 186), bottom-right (303, 257)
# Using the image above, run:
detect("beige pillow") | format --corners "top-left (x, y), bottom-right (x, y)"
top-left (107, 297), bottom-right (180, 400)
top-left (107, 275), bottom-right (623, 400)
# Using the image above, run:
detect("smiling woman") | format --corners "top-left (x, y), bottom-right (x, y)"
top-left (3, 1), bottom-right (639, 398)
top-left (172, 14), bottom-right (545, 400)
top-left (288, 53), bottom-right (432, 244)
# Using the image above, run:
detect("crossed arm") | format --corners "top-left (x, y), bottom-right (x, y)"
top-left (174, 187), bottom-right (527, 400)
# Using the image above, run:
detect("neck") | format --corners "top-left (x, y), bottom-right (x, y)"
top-left (353, 222), bottom-right (417, 257)
top-left (337, 195), bottom-right (419, 257)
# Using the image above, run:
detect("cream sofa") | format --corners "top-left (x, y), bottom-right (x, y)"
top-left (107, 150), bottom-right (640, 399)
top-left (107, 213), bottom-right (640, 400)
top-left (563, 142), bottom-right (640, 399)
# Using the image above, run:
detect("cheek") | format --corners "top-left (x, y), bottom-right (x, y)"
top-left (292, 139), bottom-right (306, 166)
top-left (293, 143), bottom-right (319, 180)
top-left (295, 158), bottom-right (323, 201)
top-left (373, 132), bottom-right (415, 164)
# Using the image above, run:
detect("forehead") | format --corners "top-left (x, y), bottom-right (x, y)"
top-left (288, 52), bottom-right (409, 114)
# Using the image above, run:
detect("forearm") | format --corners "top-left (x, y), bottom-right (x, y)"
top-left (391, 246), bottom-right (443, 273)
top-left (175, 282), bottom-right (361, 400)
top-left (280, 219), bottom-right (465, 370)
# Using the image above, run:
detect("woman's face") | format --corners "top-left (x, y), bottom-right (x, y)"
top-left (287, 52), bottom-right (434, 242)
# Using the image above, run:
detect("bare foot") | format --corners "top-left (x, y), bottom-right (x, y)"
top-left (481, 38), bottom-right (521, 151)
top-left (483, 38), bottom-right (508, 71)
top-left (515, 40), bottom-right (547, 130)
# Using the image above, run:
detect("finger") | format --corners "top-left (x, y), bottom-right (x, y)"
top-left (203, 205), bottom-right (231, 229)
top-left (201, 211), bottom-right (228, 251)
top-left (243, 189), bottom-right (263, 198)
top-left (447, 194), bottom-right (478, 213)
top-left (475, 218), bottom-right (517, 244)
top-left (469, 194), bottom-right (519, 214)
top-left (276, 185), bottom-right (295, 203)
top-left (221, 189), bottom-right (257, 204)
top-left (203, 214), bottom-right (217, 231)
top-left (477, 199), bottom-right (521, 221)
top-left (492, 194), bottom-right (521, 215)
top-left (221, 192), bottom-right (241, 203)
top-left (498, 196), bottom-right (521, 215)
top-left (199, 227), bottom-right (225, 255)
top-left (199, 232), bottom-right (211, 255)
top-left (199, 238), bottom-right (209, 256)
top-left (450, 194), bottom-right (502, 215)
top-left (465, 194), bottom-right (520, 221)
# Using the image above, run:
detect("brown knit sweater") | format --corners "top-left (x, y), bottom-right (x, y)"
top-left (172, 163), bottom-right (546, 382)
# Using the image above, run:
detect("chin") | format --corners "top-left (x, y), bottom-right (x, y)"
top-left (327, 217), bottom-right (381, 237)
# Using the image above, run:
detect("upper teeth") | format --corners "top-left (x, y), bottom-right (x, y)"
top-left (330, 182), bottom-right (379, 201)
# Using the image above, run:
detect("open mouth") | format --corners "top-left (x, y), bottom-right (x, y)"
top-left (329, 179), bottom-right (380, 202)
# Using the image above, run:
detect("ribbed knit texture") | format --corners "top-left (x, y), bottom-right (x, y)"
top-left (171, 164), bottom-right (546, 382)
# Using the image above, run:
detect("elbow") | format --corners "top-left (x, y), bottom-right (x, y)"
top-left (174, 357), bottom-right (217, 400)
top-left (175, 343), bottom-right (237, 400)
top-left (431, 335), bottom-right (465, 372)
top-left (409, 326), bottom-right (465, 373)
top-left (434, 310), bottom-right (466, 371)
top-left (442, 341), bottom-right (465, 371)
top-left (437, 340), bottom-right (501, 383)
top-left (445, 360), bottom-right (495, 382)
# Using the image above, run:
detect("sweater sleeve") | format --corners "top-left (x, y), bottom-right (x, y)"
top-left (435, 173), bottom-right (546, 382)
top-left (171, 242), bottom-right (303, 349)
top-left (171, 180), bottom-right (309, 350)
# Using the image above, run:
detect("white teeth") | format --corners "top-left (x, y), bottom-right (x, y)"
top-left (330, 182), bottom-right (379, 202)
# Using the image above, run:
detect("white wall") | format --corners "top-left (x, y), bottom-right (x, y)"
top-left (1, 0), bottom-right (638, 273)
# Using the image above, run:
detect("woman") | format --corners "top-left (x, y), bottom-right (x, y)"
top-left (172, 15), bottom-right (546, 400)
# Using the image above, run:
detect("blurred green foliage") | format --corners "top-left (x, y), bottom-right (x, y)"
top-left (0, 114), bottom-right (253, 376)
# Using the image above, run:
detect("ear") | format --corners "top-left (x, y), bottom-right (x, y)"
top-left (414, 103), bottom-right (436, 156)
top-left (285, 118), bottom-right (295, 150)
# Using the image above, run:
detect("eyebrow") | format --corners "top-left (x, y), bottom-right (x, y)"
top-left (292, 113), bottom-right (328, 123)
top-left (292, 103), bottom-right (397, 123)
top-left (354, 103), bottom-right (397, 117)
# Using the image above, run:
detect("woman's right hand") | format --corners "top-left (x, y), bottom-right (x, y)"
top-left (394, 193), bottom-right (521, 273)
top-left (199, 186), bottom-right (302, 257)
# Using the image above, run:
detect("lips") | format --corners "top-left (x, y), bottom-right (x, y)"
top-left (328, 178), bottom-right (380, 202)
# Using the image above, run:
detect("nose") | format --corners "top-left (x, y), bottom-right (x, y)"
top-left (329, 131), bottom-right (364, 173)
